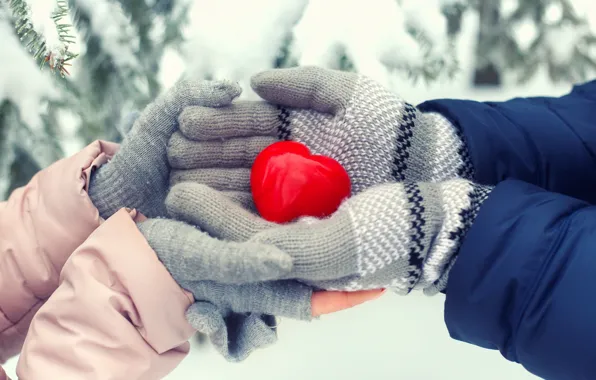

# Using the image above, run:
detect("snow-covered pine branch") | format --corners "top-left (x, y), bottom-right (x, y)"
top-left (182, 0), bottom-right (309, 98)
top-left (0, 5), bottom-right (62, 199)
top-left (182, 0), bottom-right (459, 97)
top-left (288, 0), bottom-right (459, 86)
top-left (0, 6), bottom-right (55, 129)
top-left (71, 0), bottom-right (140, 71)
top-left (7, 0), bottom-right (77, 76)
top-left (504, 0), bottom-right (596, 83)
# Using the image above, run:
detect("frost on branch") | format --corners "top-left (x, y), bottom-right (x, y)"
top-left (289, 0), bottom-right (458, 87)
top-left (7, 0), bottom-right (77, 76)
top-left (0, 8), bottom-right (62, 199)
top-left (471, 0), bottom-right (596, 85)
top-left (72, 0), bottom-right (140, 70)
top-left (0, 11), bottom-right (54, 129)
top-left (182, 0), bottom-right (308, 97)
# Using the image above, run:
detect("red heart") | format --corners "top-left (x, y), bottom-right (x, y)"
top-left (251, 141), bottom-right (351, 223)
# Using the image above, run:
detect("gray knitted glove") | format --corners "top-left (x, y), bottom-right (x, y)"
top-left (179, 280), bottom-right (313, 361)
top-left (137, 218), bottom-right (312, 361)
top-left (166, 180), bottom-right (493, 295)
top-left (185, 302), bottom-right (278, 362)
top-left (96, 105), bottom-right (287, 361)
top-left (136, 218), bottom-right (293, 285)
top-left (167, 66), bottom-right (474, 200)
top-left (88, 79), bottom-right (241, 219)
top-left (85, 79), bottom-right (306, 361)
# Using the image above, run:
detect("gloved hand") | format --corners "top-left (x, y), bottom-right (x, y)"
top-left (86, 79), bottom-right (306, 361)
top-left (167, 66), bottom-right (475, 201)
top-left (162, 67), bottom-right (481, 357)
top-left (141, 216), bottom-right (382, 361)
top-left (165, 179), bottom-right (493, 295)
top-left (179, 282), bottom-right (381, 361)
top-left (132, 194), bottom-right (381, 361)
top-left (88, 79), bottom-right (242, 218)
top-left (136, 217), bottom-right (299, 362)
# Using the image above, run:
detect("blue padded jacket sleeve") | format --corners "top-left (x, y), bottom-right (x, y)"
top-left (445, 179), bottom-right (596, 380)
top-left (418, 80), bottom-right (596, 203)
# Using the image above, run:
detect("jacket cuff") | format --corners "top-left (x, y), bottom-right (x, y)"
top-left (17, 209), bottom-right (196, 380)
top-left (0, 140), bottom-right (119, 362)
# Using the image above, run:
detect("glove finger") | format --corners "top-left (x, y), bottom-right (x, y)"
top-left (167, 183), bottom-right (363, 283)
top-left (168, 131), bottom-right (276, 169)
top-left (187, 302), bottom-right (278, 362)
top-left (178, 100), bottom-right (282, 140)
top-left (221, 191), bottom-right (257, 212)
top-left (250, 66), bottom-right (358, 115)
top-left (138, 218), bottom-right (292, 284)
top-left (226, 313), bottom-right (278, 362)
top-left (134, 79), bottom-right (242, 136)
top-left (117, 110), bottom-right (140, 138)
top-left (182, 280), bottom-right (312, 320)
top-left (170, 168), bottom-right (251, 192)
top-left (166, 182), bottom-right (276, 241)
top-left (185, 302), bottom-right (222, 335)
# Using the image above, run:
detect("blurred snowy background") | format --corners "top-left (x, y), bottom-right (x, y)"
top-left (1, 0), bottom-right (595, 378)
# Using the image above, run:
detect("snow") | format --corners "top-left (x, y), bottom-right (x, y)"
top-left (511, 19), bottom-right (538, 52)
top-left (291, 0), bottom-right (452, 87)
top-left (540, 0), bottom-right (596, 68)
top-left (178, 0), bottom-right (455, 96)
top-left (56, 108), bottom-right (84, 157)
top-left (292, 0), bottom-right (424, 86)
top-left (544, 23), bottom-right (583, 65)
top-left (158, 47), bottom-right (185, 90)
top-left (402, 0), bottom-right (450, 49)
top-left (500, 0), bottom-right (519, 19)
top-left (181, 0), bottom-right (308, 98)
top-left (570, 0), bottom-right (596, 28)
top-left (0, 15), bottom-right (55, 130)
top-left (73, 0), bottom-right (140, 70)
top-left (543, 1), bottom-right (563, 24)
top-left (24, 0), bottom-right (67, 60)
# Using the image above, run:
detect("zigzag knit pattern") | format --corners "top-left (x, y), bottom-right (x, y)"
top-left (277, 105), bottom-right (292, 141)
top-left (274, 75), bottom-right (474, 196)
top-left (391, 104), bottom-right (417, 181)
top-left (403, 183), bottom-right (425, 291)
top-left (304, 180), bottom-right (492, 294)
top-left (254, 74), bottom-right (487, 293)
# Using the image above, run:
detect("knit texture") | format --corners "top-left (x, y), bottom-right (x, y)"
top-left (180, 279), bottom-right (313, 361)
top-left (138, 218), bottom-right (312, 361)
top-left (136, 218), bottom-right (293, 285)
top-left (167, 67), bottom-right (474, 205)
top-left (166, 179), bottom-right (493, 294)
top-left (161, 67), bottom-right (482, 357)
top-left (88, 79), bottom-right (241, 219)
top-left (185, 302), bottom-right (278, 362)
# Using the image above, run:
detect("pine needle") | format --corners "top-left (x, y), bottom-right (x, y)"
top-left (7, 0), bottom-right (77, 76)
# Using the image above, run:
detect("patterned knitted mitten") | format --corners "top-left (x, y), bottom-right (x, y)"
top-left (167, 66), bottom-right (474, 200)
top-left (166, 179), bottom-right (493, 295)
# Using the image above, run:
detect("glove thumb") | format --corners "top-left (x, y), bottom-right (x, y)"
top-left (117, 110), bottom-right (141, 138)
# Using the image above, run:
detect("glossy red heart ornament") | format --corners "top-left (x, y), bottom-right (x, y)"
top-left (251, 141), bottom-right (351, 223)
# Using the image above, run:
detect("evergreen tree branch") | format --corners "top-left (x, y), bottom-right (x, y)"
top-left (7, 0), bottom-right (77, 76)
